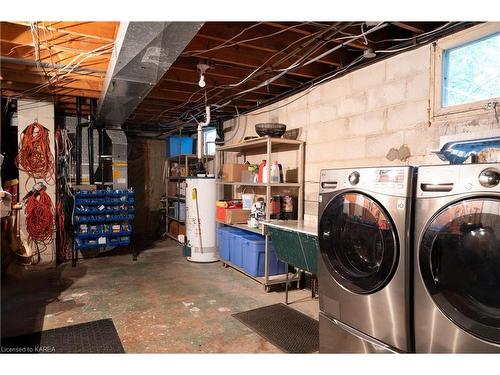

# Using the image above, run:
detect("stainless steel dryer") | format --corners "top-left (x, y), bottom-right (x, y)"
top-left (414, 164), bottom-right (500, 353)
top-left (318, 166), bottom-right (414, 353)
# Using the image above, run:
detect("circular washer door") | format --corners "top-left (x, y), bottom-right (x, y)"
top-left (319, 192), bottom-right (399, 294)
top-left (420, 198), bottom-right (500, 344)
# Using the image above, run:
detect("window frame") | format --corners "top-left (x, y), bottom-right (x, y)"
top-left (431, 23), bottom-right (500, 119)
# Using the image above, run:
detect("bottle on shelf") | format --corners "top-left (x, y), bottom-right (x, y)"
top-left (262, 162), bottom-right (270, 183)
top-left (258, 160), bottom-right (266, 183)
top-left (270, 161), bottom-right (280, 183)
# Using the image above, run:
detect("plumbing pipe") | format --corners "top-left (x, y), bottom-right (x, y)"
top-left (196, 105), bottom-right (211, 160)
top-left (76, 97), bottom-right (82, 185)
top-left (88, 99), bottom-right (96, 184)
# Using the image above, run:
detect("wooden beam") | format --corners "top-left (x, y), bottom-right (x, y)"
top-left (1, 68), bottom-right (103, 92)
top-left (265, 21), bottom-right (369, 50)
top-left (8, 21), bottom-right (119, 42)
top-left (182, 36), bottom-right (332, 79)
top-left (1, 62), bottom-right (105, 81)
top-left (391, 22), bottom-right (425, 34)
top-left (0, 22), bottom-right (113, 55)
top-left (1, 81), bottom-right (101, 98)
top-left (170, 62), bottom-right (298, 92)
top-left (159, 77), bottom-right (281, 97)
top-left (1, 41), bottom-right (112, 72)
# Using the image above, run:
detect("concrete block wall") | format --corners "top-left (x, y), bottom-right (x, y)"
top-left (223, 40), bottom-right (500, 222)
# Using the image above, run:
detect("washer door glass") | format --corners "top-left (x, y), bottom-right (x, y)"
top-left (319, 192), bottom-right (399, 294)
top-left (420, 198), bottom-right (500, 344)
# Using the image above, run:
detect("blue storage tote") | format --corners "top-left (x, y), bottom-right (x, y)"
top-left (166, 136), bottom-right (194, 157)
top-left (242, 238), bottom-right (286, 277)
top-left (229, 232), bottom-right (262, 268)
top-left (217, 226), bottom-right (236, 261)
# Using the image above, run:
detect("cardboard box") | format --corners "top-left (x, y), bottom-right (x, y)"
top-left (216, 207), bottom-right (250, 224)
top-left (169, 220), bottom-right (179, 236)
top-left (168, 181), bottom-right (177, 196)
top-left (178, 223), bottom-right (186, 236)
top-left (222, 163), bottom-right (248, 182)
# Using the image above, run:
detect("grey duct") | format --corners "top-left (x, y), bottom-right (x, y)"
top-left (105, 129), bottom-right (128, 189)
top-left (96, 22), bottom-right (203, 129)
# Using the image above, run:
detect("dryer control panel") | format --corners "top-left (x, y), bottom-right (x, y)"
top-left (417, 163), bottom-right (500, 197)
top-left (319, 166), bottom-right (414, 197)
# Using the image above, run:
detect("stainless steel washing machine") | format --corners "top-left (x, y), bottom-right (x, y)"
top-left (318, 166), bottom-right (414, 353)
top-left (414, 163), bottom-right (500, 353)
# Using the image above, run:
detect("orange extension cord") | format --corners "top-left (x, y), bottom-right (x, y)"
top-left (16, 122), bottom-right (55, 186)
top-left (25, 189), bottom-right (54, 251)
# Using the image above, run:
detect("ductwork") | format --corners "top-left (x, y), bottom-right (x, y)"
top-left (97, 21), bottom-right (204, 129)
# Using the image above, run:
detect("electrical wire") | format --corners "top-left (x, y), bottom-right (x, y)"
top-left (183, 22), bottom-right (311, 56)
top-left (16, 122), bottom-right (55, 186)
top-left (247, 55), bottom-right (366, 116)
top-left (182, 23), bottom-right (351, 122)
top-left (25, 189), bottom-right (54, 253)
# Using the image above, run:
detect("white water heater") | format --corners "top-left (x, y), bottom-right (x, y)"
top-left (185, 177), bottom-right (218, 262)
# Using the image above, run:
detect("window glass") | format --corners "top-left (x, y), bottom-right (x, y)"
top-left (203, 128), bottom-right (216, 155)
top-left (442, 32), bottom-right (500, 107)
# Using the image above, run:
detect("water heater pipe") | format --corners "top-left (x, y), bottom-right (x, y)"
top-left (196, 105), bottom-right (211, 160)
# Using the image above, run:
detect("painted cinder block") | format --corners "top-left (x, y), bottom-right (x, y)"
top-left (348, 109), bottom-right (386, 137)
top-left (385, 45), bottom-right (430, 81)
top-left (386, 99), bottom-right (429, 131)
top-left (366, 80), bottom-right (407, 111)
top-left (365, 131), bottom-right (405, 158)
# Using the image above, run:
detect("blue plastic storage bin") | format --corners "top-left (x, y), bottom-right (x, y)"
top-left (229, 232), bottom-right (262, 268)
top-left (166, 136), bottom-right (194, 157)
top-left (242, 238), bottom-right (286, 277)
top-left (217, 227), bottom-right (236, 261)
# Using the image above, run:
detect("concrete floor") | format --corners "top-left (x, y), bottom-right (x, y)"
top-left (1, 240), bottom-right (319, 353)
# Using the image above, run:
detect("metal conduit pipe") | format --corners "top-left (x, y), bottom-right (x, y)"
top-left (75, 96), bottom-right (82, 185)
top-left (88, 99), bottom-right (96, 184)
top-left (196, 105), bottom-right (211, 161)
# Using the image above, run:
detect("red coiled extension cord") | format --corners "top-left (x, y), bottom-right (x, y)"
top-left (16, 122), bottom-right (55, 186)
top-left (25, 190), bottom-right (54, 250)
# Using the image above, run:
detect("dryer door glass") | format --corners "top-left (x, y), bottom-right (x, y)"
top-left (319, 192), bottom-right (399, 294)
top-left (420, 198), bottom-right (500, 344)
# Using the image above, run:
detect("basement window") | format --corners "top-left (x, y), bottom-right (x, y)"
top-left (433, 23), bottom-right (500, 117)
top-left (203, 127), bottom-right (217, 155)
top-left (442, 32), bottom-right (500, 107)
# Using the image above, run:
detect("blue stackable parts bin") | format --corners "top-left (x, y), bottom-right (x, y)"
top-left (74, 189), bottom-right (134, 250)
top-left (166, 136), bottom-right (194, 157)
top-left (242, 237), bottom-right (286, 277)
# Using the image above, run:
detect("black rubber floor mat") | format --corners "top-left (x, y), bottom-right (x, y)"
top-left (233, 303), bottom-right (319, 353)
top-left (1, 319), bottom-right (125, 353)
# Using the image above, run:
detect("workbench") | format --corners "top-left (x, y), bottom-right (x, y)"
top-left (262, 220), bottom-right (318, 303)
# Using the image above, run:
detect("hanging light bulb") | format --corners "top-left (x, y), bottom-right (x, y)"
top-left (196, 62), bottom-right (210, 88)
top-left (198, 73), bottom-right (206, 88)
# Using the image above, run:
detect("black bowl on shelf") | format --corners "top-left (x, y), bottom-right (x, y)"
top-left (255, 123), bottom-right (287, 138)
